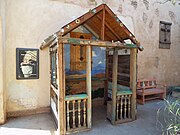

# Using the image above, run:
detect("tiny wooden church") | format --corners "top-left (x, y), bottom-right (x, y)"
top-left (40, 4), bottom-right (143, 135)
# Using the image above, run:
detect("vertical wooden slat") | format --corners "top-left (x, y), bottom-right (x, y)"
top-left (120, 95), bottom-right (123, 119)
top-left (111, 48), bottom-right (118, 123)
top-left (57, 40), bottom-right (66, 135)
top-left (130, 48), bottom-right (137, 120)
top-left (83, 99), bottom-right (87, 127)
top-left (78, 100), bottom-right (81, 128)
top-left (124, 95), bottom-right (127, 119)
top-left (66, 101), bottom-right (70, 131)
top-left (116, 96), bottom-right (120, 120)
top-left (72, 100), bottom-right (76, 128)
top-left (128, 95), bottom-right (131, 118)
top-left (86, 45), bottom-right (92, 128)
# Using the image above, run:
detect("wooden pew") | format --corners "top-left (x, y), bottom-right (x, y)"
top-left (137, 79), bottom-right (166, 105)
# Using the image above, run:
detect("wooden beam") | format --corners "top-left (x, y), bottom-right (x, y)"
top-left (96, 15), bottom-right (123, 42)
top-left (104, 5), bottom-right (137, 44)
top-left (40, 4), bottom-right (105, 50)
top-left (101, 6), bottom-right (105, 40)
top-left (61, 4), bottom-right (105, 36)
top-left (86, 45), bottom-right (92, 128)
top-left (83, 24), bottom-right (99, 39)
top-left (57, 40), bottom-right (66, 135)
top-left (111, 48), bottom-right (118, 124)
top-left (59, 37), bottom-right (138, 49)
top-left (130, 48), bottom-right (137, 120)
top-left (101, 6), bottom-right (108, 105)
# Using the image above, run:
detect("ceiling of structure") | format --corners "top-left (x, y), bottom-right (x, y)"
top-left (42, 4), bottom-right (139, 47)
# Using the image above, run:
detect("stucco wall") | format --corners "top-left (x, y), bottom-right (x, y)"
top-left (3, 0), bottom-right (180, 113)
top-left (0, 0), bottom-right (6, 124)
top-left (5, 0), bottom-right (99, 113)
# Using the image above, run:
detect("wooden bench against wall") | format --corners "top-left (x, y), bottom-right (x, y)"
top-left (137, 79), bottom-right (166, 105)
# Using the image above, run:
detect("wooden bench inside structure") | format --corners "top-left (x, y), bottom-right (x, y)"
top-left (137, 79), bottom-right (166, 105)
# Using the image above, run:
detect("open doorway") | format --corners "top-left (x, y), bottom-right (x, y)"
top-left (65, 31), bottom-right (107, 127)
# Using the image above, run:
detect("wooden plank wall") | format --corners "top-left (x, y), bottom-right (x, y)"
top-left (108, 55), bottom-right (130, 87)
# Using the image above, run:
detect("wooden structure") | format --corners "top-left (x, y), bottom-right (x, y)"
top-left (40, 4), bottom-right (143, 135)
top-left (137, 79), bottom-right (166, 105)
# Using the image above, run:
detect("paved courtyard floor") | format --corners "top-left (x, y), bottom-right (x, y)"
top-left (0, 100), bottom-right (164, 135)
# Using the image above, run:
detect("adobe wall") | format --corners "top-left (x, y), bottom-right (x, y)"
top-left (2, 0), bottom-right (180, 114)
top-left (0, 0), bottom-right (6, 124)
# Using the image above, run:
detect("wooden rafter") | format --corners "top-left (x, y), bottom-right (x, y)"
top-left (83, 24), bottom-right (99, 39)
top-left (61, 4), bottom-right (104, 36)
top-left (40, 4), bottom-right (142, 50)
top-left (104, 5), bottom-right (137, 44)
top-left (101, 5), bottom-right (105, 40)
top-left (96, 15), bottom-right (123, 42)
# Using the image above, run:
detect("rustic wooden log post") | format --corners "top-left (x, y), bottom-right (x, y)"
top-left (130, 48), bottom-right (137, 120)
top-left (86, 45), bottom-right (92, 128)
top-left (111, 48), bottom-right (118, 124)
top-left (57, 38), bottom-right (66, 135)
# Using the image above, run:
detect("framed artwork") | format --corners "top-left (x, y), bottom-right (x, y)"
top-left (16, 48), bottom-right (39, 79)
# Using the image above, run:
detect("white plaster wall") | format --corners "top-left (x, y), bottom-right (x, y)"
top-left (5, 0), bottom-right (100, 112)
top-left (0, 16), bottom-right (5, 124)
top-left (4, 0), bottom-right (180, 112)
top-left (99, 0), bottom-right (180, 85)
top-left (0, 0), bottom-right (6, 123)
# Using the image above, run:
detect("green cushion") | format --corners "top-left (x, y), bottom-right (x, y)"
top-left (65, 94), bottom-right (88, 101)
top-left (117, 89), bottom-right (132, 96)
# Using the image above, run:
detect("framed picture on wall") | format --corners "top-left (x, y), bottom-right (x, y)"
top-left (16, 48), bottom-right (39, 79)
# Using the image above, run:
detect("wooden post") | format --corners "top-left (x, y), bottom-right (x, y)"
top-left (130, 48), bottom-right (137, 120)
top-left (104, 50), bottom-right (108, 105)
top-left (57, 39), bottom-right (66, 135)
top-left (111, 48), bottom-right (118, 123)
top-left (101, 6), bottom-right (108, 104)
top-left (86, 45), bottom-right (92, 128)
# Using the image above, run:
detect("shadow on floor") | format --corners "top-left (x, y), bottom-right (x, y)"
top-left (0, 100), bottom-right (164, 135)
